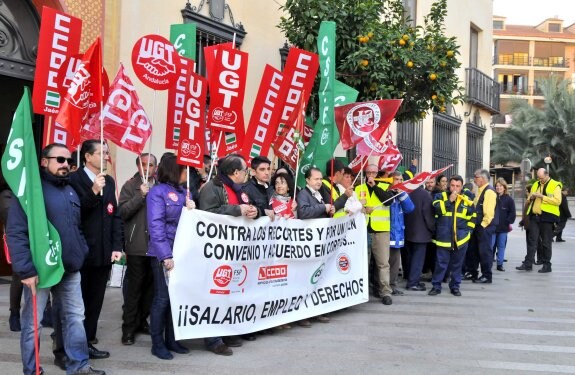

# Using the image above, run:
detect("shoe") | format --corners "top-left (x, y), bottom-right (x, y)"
top-left (151, 345), bottom-right (173, 360)
top-left (54, 354), bottom-right (69, 370)
top-left (463, 273), bottom-right (477, 281)
top-left (209, 343), bottom-right (233, 356)
top-left (496, 265), bottom-right (505, 272)
top-left (556, 239), bottom-right (566, 242)
top-left (89, 337), bottom-right (98, 345)
top-left (137, 321), bottom-right (150, 335)
top-left (121, 333), bottom-right (135, 345)
top-left (166, 342), bottom-right (190, 354)
top-left (538, 265), bottom-right (552, 273)
top-left (241, 333), bottom-right (257, 341)
top-left (72, 366), bottom-right (106, 374)
top-left (34, 367), bottom-right (45, 375)
top-left (9, 311), bottom-right (21, 332)
top-left (297, 320), bottom-right (312, 327)
top-left (88, 344), bottom-right (110, 359)
top-left (391, 288), bottom-right (404, 296)
top-left (534, 260), bottom-right (543, 265)
top-left (428, 288), bottom-right (441, 296)
top-left (450, 289), bottom-right (462, 296)
top-left (504, 259), bottom-right (508, 262)
top-left (515, 263), bottom-right (532, 271)
top-left (382, 295), bottom-right (393, 305)
top-left (473, 276), bottom-right (492, 284)
top-left (315, 315), bottom-right (330, 323)
top-left (223, 336), bottom-right (243, 347)
top-left (408, 285), bottom-right (426, 291)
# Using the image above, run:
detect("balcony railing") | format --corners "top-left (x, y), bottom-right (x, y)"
top-left (465, 68), bottom-right (500, 114)
top-left (493, 55), bottom-right (569, 68)
top-left (499, 85), bottom-right (543, 96)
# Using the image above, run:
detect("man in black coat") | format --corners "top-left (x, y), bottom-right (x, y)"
top-left (297, 167), bottom-right (334, 219)
top-left (67, 140), bottom-right (123, 359)
top-left (404, 186), bottom-right (435, 291)
top-left (241, 156), bottom-right (274, 219)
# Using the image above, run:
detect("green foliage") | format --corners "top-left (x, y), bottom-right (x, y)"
top-left (278, 0), bottom-right (463, 123)
top-left (491, 77), bottom-right (575, 189)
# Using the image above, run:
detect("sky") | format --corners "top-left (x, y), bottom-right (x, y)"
top-left (493, 0), bottom-right (575, 26)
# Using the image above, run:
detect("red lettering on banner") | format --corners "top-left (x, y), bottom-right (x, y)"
top-left (32, 7), bottom-right (82, 116)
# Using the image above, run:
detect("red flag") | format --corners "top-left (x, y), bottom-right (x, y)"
top-left (376, 132), bottom-right (403, 172)
top-left (55, 38), bottom-right (103, 149)
top-left (84, 64), bottom-right (152, 154)
top-left (165, 56), bottom-right (197, 149)
top-left (389, 165), bottom-right (454, 193)
top-left (203, 42), bottom-right (233, 81)
top-left (176, 68), bottom-right (208, 168)
top-left (274, 92), bottom-right (306, 169)
top-left (206, 44), bottom-right (248, 135)
top-left (335, 99), bottom-right (402, 150)
top-left (32, 7), bottom-right (82, 116)
top-left (272, 48), bottom-right (319, 166)
top-left (240, 65), bottom-right (284, 162)
top-left (349, 154), bottom-right (368, 175)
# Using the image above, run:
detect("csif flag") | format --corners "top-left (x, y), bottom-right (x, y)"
top-left (335, 99), bottom-right (402, 150)
top-left (389, 164), bottom-right (454, 193)
top-left (377, 132), bottom-right (403, 172)
top-left (1, 88), bottom-right (64, 288)
top-left (55, 38), bottom-right (103, 149)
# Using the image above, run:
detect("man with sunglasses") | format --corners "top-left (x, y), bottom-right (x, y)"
top-left (7, 143), bottom-right (105, 374)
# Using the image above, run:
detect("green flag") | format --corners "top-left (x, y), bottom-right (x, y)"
top-left (297, 78), bottom-right (359, 187)
top-left (1, 87), bottom-right (64, 288)
top-left (170, 23), bottom-right (197, 60)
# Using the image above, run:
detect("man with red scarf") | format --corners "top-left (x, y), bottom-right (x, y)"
top-left (198, 153), bottom-right (258, 353)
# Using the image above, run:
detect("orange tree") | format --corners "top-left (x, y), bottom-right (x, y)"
top-left (279, 0), bottom-right (463, 123)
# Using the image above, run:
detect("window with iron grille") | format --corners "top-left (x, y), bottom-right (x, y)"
top-left (432, 113), bottom-right (459, 175)
top-left (466, 120), bottom-right (485, 180)
top-left (397, 119), bottom-right (422, 172)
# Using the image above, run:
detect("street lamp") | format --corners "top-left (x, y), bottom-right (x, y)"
top-left (544, 156), bottom-right (552, 172)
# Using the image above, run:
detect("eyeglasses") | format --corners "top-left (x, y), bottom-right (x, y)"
top-left (46, 156), bottom-right (74, 165)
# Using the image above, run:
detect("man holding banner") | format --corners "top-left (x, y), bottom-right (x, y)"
top-left (7, 143), bottom-right (105, 375)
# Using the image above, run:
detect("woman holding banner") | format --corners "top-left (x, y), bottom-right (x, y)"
top-left (146, 155), bottom-right (195, 360)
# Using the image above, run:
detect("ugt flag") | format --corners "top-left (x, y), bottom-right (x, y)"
top-left (1, 88), bottom-right (64, 288)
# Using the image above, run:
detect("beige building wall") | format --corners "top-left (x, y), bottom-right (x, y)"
top-left (107, 0), bottom-right (286, 186)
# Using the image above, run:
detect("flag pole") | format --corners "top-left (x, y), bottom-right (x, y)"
top-left (207, 131), bottom-right (223, 181)
top-left (138, 154), bottom-right (145, 184)
top-left (352, 148), bottom-right (375, 186)
top-left (146, 89), bottom-right (157, 183)
top-left (32, 286), bottom-right (40, 375)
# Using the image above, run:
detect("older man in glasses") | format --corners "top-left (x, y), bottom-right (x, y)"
top-left (7, 143), bottom-right (106, 374)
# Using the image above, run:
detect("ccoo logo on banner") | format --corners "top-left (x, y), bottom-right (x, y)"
top-left (169, 209), bottom-right (369, 340)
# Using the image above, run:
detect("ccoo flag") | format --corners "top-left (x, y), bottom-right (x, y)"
top-left (1, 88), bottom-right (64, 288)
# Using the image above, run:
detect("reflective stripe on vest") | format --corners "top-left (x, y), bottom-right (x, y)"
top-left (433, 232), bottom-right (471, 249)
top-left (323, 180), bottom-right (347, 217)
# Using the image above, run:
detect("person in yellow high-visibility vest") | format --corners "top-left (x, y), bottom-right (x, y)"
top-left (319, 159), bottom-right (354, 218)
top-left (516, 168), bottom-right (562, 273)
top-left (355, 164), bottom-right (396, 305)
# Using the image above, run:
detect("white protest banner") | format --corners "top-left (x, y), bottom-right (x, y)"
top-left (170, 210), bottom-right (368, 340)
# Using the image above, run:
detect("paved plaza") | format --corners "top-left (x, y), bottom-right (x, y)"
top-left (1, 220), bottom-right (574, 374)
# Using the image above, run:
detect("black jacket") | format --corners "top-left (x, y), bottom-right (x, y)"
top-left (404, 186), bottom-right (435, 243)
top-left (70, 167), bottom-right (123, 268)
top-left (242, 177), bottom-right (273, 217)
top-left (7, 170), bottom-right (89, 278)
top-left (296, 187), bottom-right (330, 219)
top-left (495, 194), bottom-right (516, 233)
top-left (118, 173), bottom-right (151, 256)
top-left (559, 194), bottom-right (572, 222)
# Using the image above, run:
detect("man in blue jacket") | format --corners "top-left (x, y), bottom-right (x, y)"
top-left (7, 143), bottom-right (105, 375)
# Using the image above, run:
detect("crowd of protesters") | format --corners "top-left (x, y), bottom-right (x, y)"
top-left (3, 141), bottom-right (570, 374)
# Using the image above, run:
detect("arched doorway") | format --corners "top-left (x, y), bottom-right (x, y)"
top-left (0, 0), bottom-right (63, 276)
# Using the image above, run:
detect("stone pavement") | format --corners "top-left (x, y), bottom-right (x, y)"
top-left (0, 220), bottom-right (574, 374)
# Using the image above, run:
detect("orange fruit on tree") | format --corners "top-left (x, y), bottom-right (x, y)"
top-left (440, 60), bottom-right (447, 67)
top-left (399, 39), bottom-right (406, 46)
top-left (360, 59), bottom-right (369, 67)
top-left (402, 34), bottom-right (409, 41)
top-left (447, 50), bottom-right (454, 57)
top-left (440, 106), bottom-right (446, 112)
top-left (406, 61), bottom-right (414, 68)
top-left (429, 73), bottom-right (437, 81)
top-left (431, 94), bottom-right (438, 100)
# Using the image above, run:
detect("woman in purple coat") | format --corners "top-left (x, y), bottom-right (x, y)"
top-left (146, 155), bottom-right (194, 360)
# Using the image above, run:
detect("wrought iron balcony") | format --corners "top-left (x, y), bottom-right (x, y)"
top-left (465, 68), bottom-right (500, 115)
